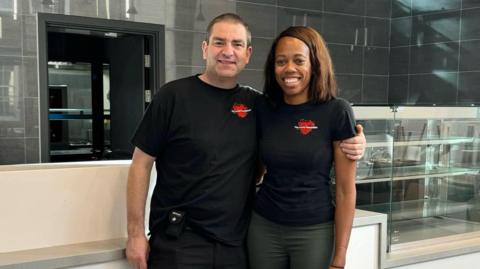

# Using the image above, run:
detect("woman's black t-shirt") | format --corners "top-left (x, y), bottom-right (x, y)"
top-left (255, 97), bottom-right (356, 226)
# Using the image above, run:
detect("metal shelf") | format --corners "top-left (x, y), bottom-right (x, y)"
top-left (357, 198), bottom-right (474, 221)
top-left (356, 167), bottom-right (480, 184)
top-left (49, 108), bottom-right (93, 113)
top-left (366, 137), bottom-right (475, 148)
top-left (49, 114), bottom-right (92, 120)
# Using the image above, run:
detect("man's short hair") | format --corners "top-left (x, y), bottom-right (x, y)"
top-left (205, 13), bottom-right (252, 46)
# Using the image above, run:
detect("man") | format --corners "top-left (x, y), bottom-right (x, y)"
top-left (126, 13), bottom-right (366, 269)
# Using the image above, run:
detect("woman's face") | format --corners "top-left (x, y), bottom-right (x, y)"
top-left (274, 36), bottom-right (312, 105)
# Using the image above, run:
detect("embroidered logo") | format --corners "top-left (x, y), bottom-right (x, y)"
top-left (231, 103), bottom-right (251, 118)
top-left (294, 119), bottom-right (318, 135)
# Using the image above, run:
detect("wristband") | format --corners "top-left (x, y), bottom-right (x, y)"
top-left (330, 265), bottom-right (344, 269)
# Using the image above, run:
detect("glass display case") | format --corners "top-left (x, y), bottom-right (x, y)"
top-left (48, 62), bottom-right (112, 162)
top-left (353, 106), bottom-right (480, 251)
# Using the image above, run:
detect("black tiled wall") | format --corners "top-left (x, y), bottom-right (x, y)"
top-left (389, 0), bottom-right (480, 106)
top-left (275, 0), bottom-right (393, 105)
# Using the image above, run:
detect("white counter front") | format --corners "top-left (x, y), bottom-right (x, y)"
top-left (0, 162), bottom-right (130, 253)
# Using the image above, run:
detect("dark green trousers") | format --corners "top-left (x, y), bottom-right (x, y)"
top-left (247, 212), bottom-right (334, 269)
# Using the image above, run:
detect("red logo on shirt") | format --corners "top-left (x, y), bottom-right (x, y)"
top-left (231, 103), bottom-right (251, 118)
top-left (295, 119), bottom-right (318, 135)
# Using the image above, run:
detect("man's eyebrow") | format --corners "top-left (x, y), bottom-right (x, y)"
top-left (211, 37), bottom-right (245, 44)
top-left (232, 39), bottom-right (246, 44)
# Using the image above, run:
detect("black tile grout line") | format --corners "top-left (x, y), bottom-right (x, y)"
top-left (388, 70), bottom-right (480, 76)
top-left (168, 69), bottom-right (480, 76)
top-left (165, 28), bottom-right (275, 40)
top-left (327, 43), bottom-right (390, 49)
top-left (389, 38), bottom-right (480, 48)
top-left (235, 0), bottom-right (277, 9)
top-left (276, 5), bottom-right (391, 20)
top-left (360, 12), bottom-right (366, 102)
top-left (337, 74), bottom-right (390, 77)
top-left (387, 0), bottom-right (394, 102)
top-left (391, 4), bottom-right (480, 18)
top-left (171, 65), bottom-right (263, 71)
top-left (455, 0), bottom-right (464, 104)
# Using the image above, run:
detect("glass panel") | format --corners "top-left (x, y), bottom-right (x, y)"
top-left (390, 107), bottom-right (480, 247)
top-left (48, 62), bottom-right (93, 161)
top-left (354, 106), bottom-right (395, 182)
top-left (103, 64), bottom-right (111, 149)
top-left (390, 174), bottom-right (480, 244)
top-left (353, 106), bottom-right (396, 249)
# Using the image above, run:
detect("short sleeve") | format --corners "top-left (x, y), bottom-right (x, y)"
top-left (130, 90), bottom-right (170, 157)
top-left (331, 98), bottom-right (357, 141)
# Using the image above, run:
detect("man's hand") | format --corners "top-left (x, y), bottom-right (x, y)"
top-left (126, 235), bottom-right (149, 269)
top-left (340, 124), bottom-right (366, 160)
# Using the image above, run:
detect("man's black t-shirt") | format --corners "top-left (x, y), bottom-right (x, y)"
top-left (255, 97), bottom-right (356, 226)
top-left (131, 75), bottom-right (259, 246)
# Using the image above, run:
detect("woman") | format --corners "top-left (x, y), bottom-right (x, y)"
top-left (248, 26), bottom-right (357, 269)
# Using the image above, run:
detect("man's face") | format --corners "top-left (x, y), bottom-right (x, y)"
top-left (202, 21), bottom-right (252, 83)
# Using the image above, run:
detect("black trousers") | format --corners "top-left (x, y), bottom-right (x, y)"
top-left (247, 212), bottom-right (334, 269)
top-left (148, 229), bottom-right (247, 269)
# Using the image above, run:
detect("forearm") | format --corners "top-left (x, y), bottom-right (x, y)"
top-left (127, 170), bottom-right (149, 236)
top-left (127, 149), bottom-right (154, 237)
top-left (332, 186), bottom-right (356, 265)
top-left (332, 142), bottom-right (357, 267)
